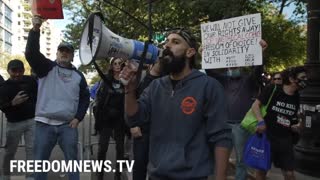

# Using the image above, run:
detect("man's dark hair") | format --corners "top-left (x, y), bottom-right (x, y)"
top-left (281, 66), bottom-right (306, 85)
top-left (167, 28), bottom-right (198, 68)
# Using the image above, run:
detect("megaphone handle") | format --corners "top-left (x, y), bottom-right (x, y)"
top-left (93, 61), bottom-right (115, 91)
top-left (135, 41), bottom-right (150, 86)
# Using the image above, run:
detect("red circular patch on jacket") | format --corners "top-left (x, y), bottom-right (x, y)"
top-left (181, 96), bottom-right (197, 115)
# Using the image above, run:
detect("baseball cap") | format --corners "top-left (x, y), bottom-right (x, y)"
top-left (167, 28), bottom-right (198, 51)
top-left (7, 59), bottom-right (24, 70)
top-left (58, 42), bottom-right (74, 52)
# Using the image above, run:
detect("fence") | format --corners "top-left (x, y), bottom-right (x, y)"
top-left (0, 102), bottom-right (99, 160)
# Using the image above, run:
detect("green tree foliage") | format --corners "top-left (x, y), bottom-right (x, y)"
top-left (62, 0), bottom-right (306, 74)
top-left (268, 0), bottom-right (306, 20)
top-left (260, 4), bottom-right (306, 72)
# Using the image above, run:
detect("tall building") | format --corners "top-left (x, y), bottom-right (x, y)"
top-left (0, 0), bottom-right (13, 54)
top-left (0, 0), bottom-right (61, 59)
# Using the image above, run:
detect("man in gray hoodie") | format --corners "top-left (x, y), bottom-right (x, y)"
top-left (25, 16), bottom-right (90, 180)
top-left (121, 29), bottom-right (232, 180)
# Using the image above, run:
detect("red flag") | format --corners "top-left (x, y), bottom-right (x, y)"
top-left (31, 0), bottom-right (64, 19)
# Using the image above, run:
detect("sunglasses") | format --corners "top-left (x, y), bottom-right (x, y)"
top-left (274, 78), bottom-right (282, 80)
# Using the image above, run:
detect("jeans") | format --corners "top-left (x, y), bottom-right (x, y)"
top-left (132, 133), bottom-right (149, 180)
top-left (2, 118), bottom-right (34, 180)
top-left (33, 122), bottom-right (79, 180)
top-left (229, 123), bottom-right (251, 180)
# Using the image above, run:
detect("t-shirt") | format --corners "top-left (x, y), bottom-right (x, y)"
top-left (258, 85), bottom-right (300, 140)
top-left (107, 79), bottom-right (124, 111)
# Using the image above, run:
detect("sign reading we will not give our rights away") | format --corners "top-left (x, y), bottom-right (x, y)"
top-left (201, 13), bottom-right (262, 69)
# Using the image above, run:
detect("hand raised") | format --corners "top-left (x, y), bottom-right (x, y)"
top-left (120, 60), bottom-right (138, 89)
top-left (259, 39), bottom-right (268, 52)
top-left (32, 15), bottom-right (44, 31)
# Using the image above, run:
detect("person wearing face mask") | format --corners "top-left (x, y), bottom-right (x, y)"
top-left (252, 66), bottom-right (307, 180)
top-left (121, 28), bottom-right (232, 180)
top-left (25, 16), bottom-right (90, 180)
top-left (205, 40), bottom-right (268, 180)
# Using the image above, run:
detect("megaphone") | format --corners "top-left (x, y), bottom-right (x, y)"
top-left (79, 13), bottom-right (161, 65)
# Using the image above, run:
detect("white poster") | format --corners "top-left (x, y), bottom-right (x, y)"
top-left (201, 13), bottom-right (262, 69)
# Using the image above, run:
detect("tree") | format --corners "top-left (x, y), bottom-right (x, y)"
top-left (260, 4), bottom-right (306, 72)
top-left (268, 0), bottom-right (307, 18)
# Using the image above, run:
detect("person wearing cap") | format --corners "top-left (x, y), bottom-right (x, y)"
top-left (121, 28), bottom-right (232, 180)
top-left (25, 16), bottom-right (90, 180)
top-left (0, 59), bottom-right (38, 180)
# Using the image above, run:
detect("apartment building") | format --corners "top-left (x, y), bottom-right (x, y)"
top-left (0, 0), bottom-right (13, 54)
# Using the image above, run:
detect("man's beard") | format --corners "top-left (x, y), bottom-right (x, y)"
top-left (160, 48), bottom-right (186, 75)
top-left (57, 57), bottom-right (72, 66)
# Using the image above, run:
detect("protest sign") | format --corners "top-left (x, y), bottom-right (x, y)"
top-left (31, 0), bottom-right (64, 19)
top-left (201, 13), bottom-right (262, 69)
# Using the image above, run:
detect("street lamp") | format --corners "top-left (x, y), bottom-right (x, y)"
top-left (294, 0), bottom-right (320, 177)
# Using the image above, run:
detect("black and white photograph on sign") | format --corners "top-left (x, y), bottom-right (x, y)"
top-left (201, 13), bottom-right (262, 69)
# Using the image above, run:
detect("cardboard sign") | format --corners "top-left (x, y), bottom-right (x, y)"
top-left (201, 13), bottom-right (262, 69)
top-left (31, 0), bottom-right (64, 19)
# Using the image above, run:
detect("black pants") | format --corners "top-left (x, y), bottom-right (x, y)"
top-left (97, 123), bottom-right (125, 180)
top-left (132, 133), bottom-right (149, 180)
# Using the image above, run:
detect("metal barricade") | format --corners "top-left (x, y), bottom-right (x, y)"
top-left (0, 111), bottom-right (26, 149)
top-left (1, 110), bottom-right (84, 161)
top-left (83, 101), bottom-right (99, 160)
top-left (82, 101), bottom-right (127, 160)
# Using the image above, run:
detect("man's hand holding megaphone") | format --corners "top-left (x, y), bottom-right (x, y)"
top-left (120, 60), bottom-right (139, 94)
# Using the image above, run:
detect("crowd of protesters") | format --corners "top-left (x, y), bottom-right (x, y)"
top-left (0, 14), bottom-right (308, 180)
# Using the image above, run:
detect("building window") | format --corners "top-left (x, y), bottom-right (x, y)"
top-left (4, 18), bottom-right (12, 30)
top-left (4, 30), bottom-right (12, 44)
top-left (5, 42), bottom-right (12, 53)
top-left (4, 5), bottom-right (12, 19)
top-left (0, 28), bottom-right (3, 40)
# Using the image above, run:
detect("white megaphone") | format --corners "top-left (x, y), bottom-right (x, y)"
top-left (79, 13), bottom-right (162, 65)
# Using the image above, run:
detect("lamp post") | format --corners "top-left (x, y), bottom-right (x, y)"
top-left (294, 0), bottom-right (320, 177)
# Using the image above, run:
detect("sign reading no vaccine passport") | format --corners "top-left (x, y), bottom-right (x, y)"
top-left (201, 13), bottom-right (262, 69)
top-left (31, 0), bottom-right (64, 19)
